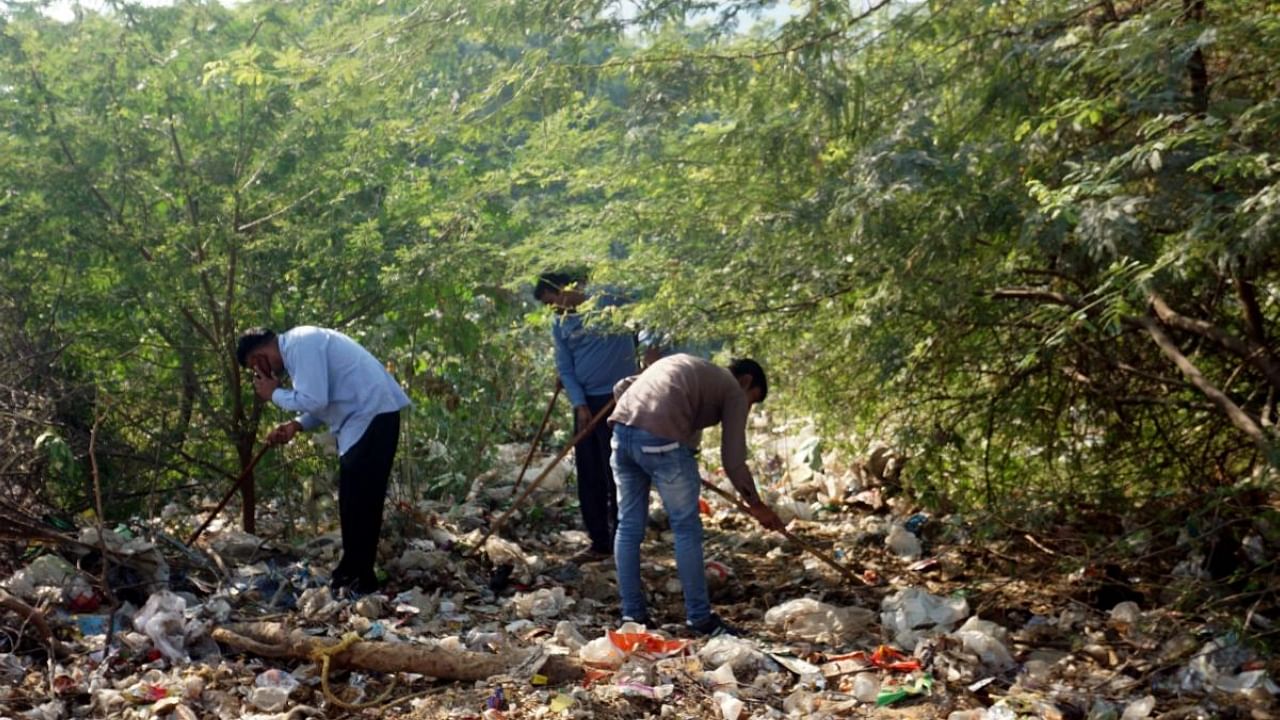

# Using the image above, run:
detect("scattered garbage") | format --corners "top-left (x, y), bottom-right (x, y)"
top-left (0, 423), bottom-right (1268, 720)
top-left (876, 672), bottom-right (933, 706)
top-left (1177, 634), bottom-right (1280, 695)
top-left (950, 616), bottom-right (1014, 671)
top-left (134, 591), bottom-right (190, 663)
top-left (886, 523), bottom-right (923, 559)
top-left (513, 586), bottom-right (573, 618)
top-left (1120, 695), bottom-right (1156, 720)
top-left (699, 635), bottom-right (768, 672)
top-left (880, 587), bottom-right (969, 649)
top-left (764, 597), bottom-right (875, 644)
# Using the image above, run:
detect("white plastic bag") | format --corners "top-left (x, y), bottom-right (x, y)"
top-left (950, 616), bottom-right (1014, 671)
top-left (880, 587), bottom-right (969, 649)
top-left (579, 636), bottom-right (626, 669)
top-left (764, 598), bottom-right (875, 644)
top-left (513, 587), bottom-right (573, 619)
top-left (886, 524), bottom-right (923, 559)
top-left (698, 635), bottom-right (767, 672)
top-left (134, 591), bottom-right (189, 663)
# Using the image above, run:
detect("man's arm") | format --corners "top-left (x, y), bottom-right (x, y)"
top-left (551, 321), bottom-right (590, 424)
top-left (270, 334), bottom-right (330, 417)
top-left (721, 395), bottom-right (784, 530)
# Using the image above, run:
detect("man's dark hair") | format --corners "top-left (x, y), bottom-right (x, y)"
top-left (729, 358), bottom-right (768, 403)
top-left (533, 270), bottom-right (586, 301)
top-left (235, 328), bottom-right (277, 368)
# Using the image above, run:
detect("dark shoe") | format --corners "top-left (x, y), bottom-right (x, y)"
top-left (569, 547), bottom-right (612, 565)
top-left (687, 614), bottom-right (743, 637)
top-left (329, 570), bottom-right (356, 592)
top-left (621, 613), bottom-right (651, 626)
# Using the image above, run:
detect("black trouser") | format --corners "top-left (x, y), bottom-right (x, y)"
top-left (576, 393), bottom-right (618, 553)
top-left (332, 411), bottom-right (400, 589)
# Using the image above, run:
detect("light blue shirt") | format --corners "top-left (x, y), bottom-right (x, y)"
top-left (552, 293), bottom-right (637, 408)
top-left (271, 326), bottom-right (410, 456)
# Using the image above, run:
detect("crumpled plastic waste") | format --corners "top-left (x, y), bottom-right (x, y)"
top-left (714, 690), bottom-right (744, 720)
top-left (764, 597), bottom-right (876, 644)
top-left (513, 586), bottom-right (573, 619)
top-left (0, 653), bottom-right (27, 683)
top-left (209, 530), bottom-right (266, 562)
top-left (950, 616), bottom-right (1014, 671)
top-left (698, 635), bottom-right (768, 672)
top-left (886, 523), bottom-right (923, 559)
top-left (134, 591), bottom-right (189, 663)
top-left (880, 587), bottom-right (969, 649)
top-left (3, 554), bottom-right (79, 602)
top-left (1177, 634), bottom-right (1280, 695)
top-left (297, 587), bottom-right (343, 622)
top-left (1119, 695), bottom-right (1155, 720)
top-left (580, 636), bottom-right (627, 669)
top-left (852, 672), bottom-right (880, 702)
top-left (392, 587), bottom-right (436, 617)
top-left (1110, 600), bottom-right (1140, 623)
top-left (483, 536), bottom-right (544, 585)
top-left (875, 672), bottom-right (933, 706)
top-left (578, 626), bottom-right (687, 669)
top-left (607, 628), bottom-right (688, 657)
top-left (553, 621), bottom-right (586, 651)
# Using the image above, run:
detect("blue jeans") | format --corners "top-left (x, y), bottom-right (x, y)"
top-left (611, 424), bottom-right (711, 625)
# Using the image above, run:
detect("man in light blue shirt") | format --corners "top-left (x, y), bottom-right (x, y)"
top-left (535, 272), bottom-right (638, 564)
top-left (236, 326), bottom-right (410, 593)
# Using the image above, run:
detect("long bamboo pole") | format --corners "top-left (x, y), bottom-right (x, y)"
top-left (186, 443), bottom-right (272, 546)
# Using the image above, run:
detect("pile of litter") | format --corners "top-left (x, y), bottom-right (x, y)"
top-left (1, 427), bottom-right (1277, 720)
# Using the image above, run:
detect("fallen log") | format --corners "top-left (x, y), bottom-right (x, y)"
top-left (212, 622), bottom-right (583, 684)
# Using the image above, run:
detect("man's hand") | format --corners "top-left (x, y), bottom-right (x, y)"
top-left (575, 404), bottom-right (592, 430)
top-left (265, 420), bottom-right (302, 446)
top-left (252, 372), bottom-right (279, 401)
top-left (745, 500), bottom-right (786, 532)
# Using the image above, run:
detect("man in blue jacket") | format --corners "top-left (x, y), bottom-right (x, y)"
top-left (535, 272), bottom-right (638, 564)
top-left (236, 326), bottom-right (410, 593)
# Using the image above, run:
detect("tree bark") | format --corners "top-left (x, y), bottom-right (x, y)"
top-left (1137, 316), bottom-right (1267, 446)
top-left (1149, 293), bottom-right (1280, 392)
top-left (1184, 0), bottom-right (1209, 114)
top-left (212, 622), bottom-right (584, 684)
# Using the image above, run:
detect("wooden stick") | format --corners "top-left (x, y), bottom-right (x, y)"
top-left (470, 399), bottom-right (615, 554)
top-left (701, 480), bottom-right (873, 587)
top-left (511, 382), bottom-right (562, 496)
top-left (0, 589), bottom-right (69, 657)
top-left (186, 443), bottom-right (272, 546)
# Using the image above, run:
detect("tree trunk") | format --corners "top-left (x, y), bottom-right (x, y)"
top-left (212, 622), bottom-right (584, 684)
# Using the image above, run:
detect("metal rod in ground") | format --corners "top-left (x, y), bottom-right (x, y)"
top-left (511, 382), bottom-right (562, 497)
top-left (469, 399), bottom-right (615, 556)
top-left (700, 479), bottom-right (873, 587)
top-left (186, 443), bottom-right (272, 547)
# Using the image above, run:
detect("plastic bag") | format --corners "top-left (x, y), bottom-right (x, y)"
top-left (764, 598), bottom-right (875, 644)
top-left (483, 536), bottom-right (543, 585)
top-left (1120, 695), bottom-right (1155, 720)
top-left (134, 591), bottom-right (189, 663)
top-left (579, 636), bottom-right (626, 669)
top-left (714, 690), bottom-right (744, 720)
top-left (852, 673), bottom-right (880, 702)
top-left (553, 621), bottom-right (586, 651)
top-left (950, 616), bottom-right (1014, 671)
top-left (698, 635), bottom-right (767, 672)
top-left (513, 587), bottom-right (573, 619)
top-left (880, 587), bottom-right (969, 649)
top-left (886, 524), bottom-right (923, 559)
